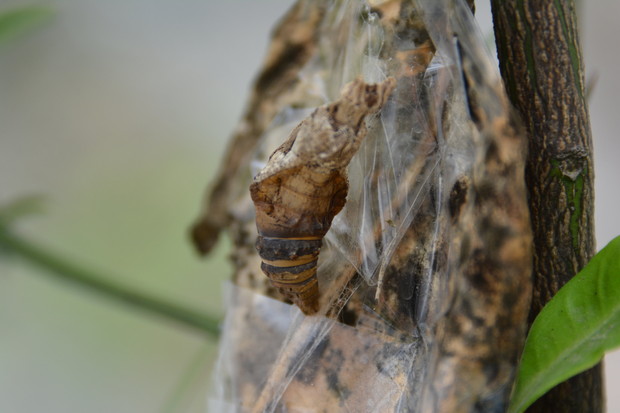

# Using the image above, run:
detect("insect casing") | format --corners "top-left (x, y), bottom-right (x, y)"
top-left (251, 167), bottom-right (348, 314)
top-left (250, 77), bottom-right (396, 315)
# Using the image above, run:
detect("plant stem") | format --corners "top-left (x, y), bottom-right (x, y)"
top-left (491, 0), bottom-right (601, 411)
top-left (0, 228), bottom-right (221, 337)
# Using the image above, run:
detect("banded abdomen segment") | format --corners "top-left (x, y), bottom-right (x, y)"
top-left (250, 168), bottom-right (346, 315)
top-left (256, 236), bottom-right (322, 314)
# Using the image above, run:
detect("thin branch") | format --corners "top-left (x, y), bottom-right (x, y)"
top-left (0, 228), bottom-right (221, 337)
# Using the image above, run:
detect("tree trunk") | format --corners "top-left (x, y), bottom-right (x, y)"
top-left (491, 1), bottom-right (603, 411)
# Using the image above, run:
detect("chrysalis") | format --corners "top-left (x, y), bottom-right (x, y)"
top-left (250, 77), bottom-right (396, 315)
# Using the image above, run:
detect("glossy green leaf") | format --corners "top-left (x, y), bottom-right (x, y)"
top-left (0, 6), bottom-right (53, 45)
top-left (508, 236), bottom-right (620, 413)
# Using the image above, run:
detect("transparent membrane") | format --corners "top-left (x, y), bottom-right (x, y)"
top-left (209, 0), bottom-right (510, 411)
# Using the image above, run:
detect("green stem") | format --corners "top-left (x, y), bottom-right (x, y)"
top-left (0, 228), bottom-right (221, 337)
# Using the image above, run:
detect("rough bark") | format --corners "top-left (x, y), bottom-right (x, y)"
top-left (490, 1), bottom-right (602, 411)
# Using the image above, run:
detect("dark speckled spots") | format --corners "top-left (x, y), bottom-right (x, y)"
top-left (325, 370), bottom-right (340, 394)
top-left (475, 180), bottom-right (496, 204)
top-left (482, 356), bottom-right (500, 383)
top-left (294, 337), bottom-right (330, 385)
top-left (255, 43), bottom-right (306, 93)
top-left (485, 140), bottom-right (499, 164)
top-left (322, 348), bottom-right (351, 399)
top-left (449, 176), bottom-right (470, 222)
top-left (459, 233), bottom-right (471, 265)
top-left (479, 217), bottom-right (512, 249)
top-left (465, 248), bottom-right (497, 296)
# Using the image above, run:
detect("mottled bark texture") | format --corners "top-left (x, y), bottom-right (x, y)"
top-left (491, 1), bottom-right (602, 412)
top-left (194, 1), bottom-right (532, 412)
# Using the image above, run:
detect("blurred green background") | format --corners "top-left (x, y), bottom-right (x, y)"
top-left (0, 1), bottom-right (294, 412)
top-left (0, 1), bottom-right (618, 412)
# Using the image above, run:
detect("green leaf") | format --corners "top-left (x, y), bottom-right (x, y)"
top-left (508, 236), bottom-right (620, 413)
top-left (0, 6), bottom-right (54, 45)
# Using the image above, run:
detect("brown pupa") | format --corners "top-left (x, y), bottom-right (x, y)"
top-left (250, 77), bottom-right (395, 315)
